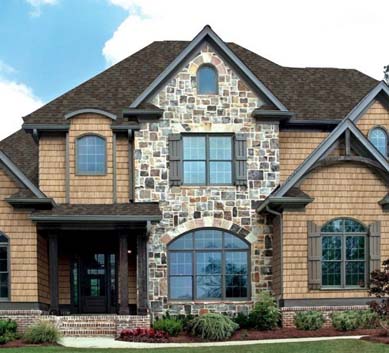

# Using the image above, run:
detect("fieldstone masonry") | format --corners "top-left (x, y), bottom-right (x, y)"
top-left (134, 43), bottom-right (279, 315)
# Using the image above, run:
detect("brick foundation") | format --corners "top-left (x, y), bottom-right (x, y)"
top-left (0, 311), bottom-right (150, 337)
top-left (281, 305), bottom-right (369, 328)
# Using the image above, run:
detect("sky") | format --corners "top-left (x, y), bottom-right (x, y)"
top-left (0, 0), bottom-right (388, 139)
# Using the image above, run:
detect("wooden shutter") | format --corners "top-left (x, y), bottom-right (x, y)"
top-left (234, 133), bottom-right (247, 186)
top-left (168, 134), bottom-right (182, 186)
top-left (307, 221), bottom-right (321, 290)
top-left (369, 221), bottom-right (381, 273)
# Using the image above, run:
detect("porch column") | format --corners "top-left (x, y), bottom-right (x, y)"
top-left (48, 232), bottom-right (59, 314)
top-left (119, 231), bottom-right (129, 315)
top-left (137, 233), bottom-right (148, 315)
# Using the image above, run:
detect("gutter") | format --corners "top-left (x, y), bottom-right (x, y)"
top-left (256, 196), bottom-right (314, 213)
top-left (30, 214), bottom-right (162, 223)
top-left (252, 110), bottom-right (295, 122)
top-left (6, 197), bottom-right (56, 209)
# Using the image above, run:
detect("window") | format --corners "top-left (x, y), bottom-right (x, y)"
top-left (168, 229), bottom-right (249, 300)
top-left (369, 127), bottom-right (387, 156)
top-left (76, 135), bottom-right (106, 175)
top-left (321, 218), bottom-right (367, 288)
top-left (183, 135), bottom-right (233, 185)
top-left (0, 233), bottom-right (9, 300)
top-left (197, 65), bottom-right (218, 94)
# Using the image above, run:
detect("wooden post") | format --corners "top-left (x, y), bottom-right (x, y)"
top-left (137, 233), bottom-right (148, 315)
top-left (48, 232), bottom-right (59, 314)
top-left (119, 231), bottom-right (129, 315)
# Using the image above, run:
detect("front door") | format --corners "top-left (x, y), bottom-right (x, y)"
top-left (78, 253), bottom-right (117, 313)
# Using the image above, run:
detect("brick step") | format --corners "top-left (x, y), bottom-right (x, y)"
top-left (61, 330), bottom-right (117, 337)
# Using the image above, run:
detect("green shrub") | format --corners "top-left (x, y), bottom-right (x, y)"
top-left (232, 312), bottom-right (251, 329)
top-left (249, 291), bottom-right (280, 330)
top-left (331, 310), bottom-right (380, 331)
top-left (0, 319), bottom-right (18, 345)
top-left (331, 311), bottom-right (360, 331)
top-left (153, 318), bottom-right (183, 336)
top-left (23, 321), bottom-right (60, 344)
top-left (358, 310), bottom-right (380, 329)
top-left (190, 313), bottom-right (239, 341)
top-left (294, 311), bottom-right (325, 330)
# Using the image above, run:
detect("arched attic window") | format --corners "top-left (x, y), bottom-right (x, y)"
top-left (197, 65), bottom-right (218, 95)
top-left (369, 127), bottom-right (387, 156)
top-left (76, 134), bottom-right (107, 175)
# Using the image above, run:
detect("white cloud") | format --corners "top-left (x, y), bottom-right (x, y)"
top-left (104, 0), bottom-right (389, 80)
top-left (25, 0), bottom-right (58, 17)
top-left (0, 68), bottom-right (43, 139)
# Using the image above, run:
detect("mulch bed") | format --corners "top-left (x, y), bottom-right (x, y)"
top-left (361, 333), bottom-right (389, 344)
top-left (0, 339), bottom-right (58, 349)
top-left (167, 328), bottom-right (384, 343)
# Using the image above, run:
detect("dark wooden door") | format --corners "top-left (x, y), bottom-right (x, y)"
top-left (80, 253), bottom-right (116, 313)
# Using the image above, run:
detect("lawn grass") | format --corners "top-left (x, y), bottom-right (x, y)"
top-left (2, 340), bottom-right (389, 353)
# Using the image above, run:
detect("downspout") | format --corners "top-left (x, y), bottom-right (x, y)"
top-left (265, 206), bottom-right (284, 306)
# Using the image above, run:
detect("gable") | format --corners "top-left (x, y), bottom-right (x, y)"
top-left (356, 98), bottom-right (389, 136)
top-left (132, 25), bottom-right (287, 112)
top-left (150, 42), bottom-right (264, 111)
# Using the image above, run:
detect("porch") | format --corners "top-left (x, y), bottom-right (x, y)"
top-left (31, 203), bottom-right (161, 316)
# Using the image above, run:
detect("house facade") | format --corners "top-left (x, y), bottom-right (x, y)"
top-left (0, 25), bottom-right (389, 331)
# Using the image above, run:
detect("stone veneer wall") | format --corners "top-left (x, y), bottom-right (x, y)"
top-left (133, 43), bottom-right (279, 315)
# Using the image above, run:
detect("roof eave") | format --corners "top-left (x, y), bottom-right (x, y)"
top-left (256, 196), bottom-right (314, 214)
top-left (252, 110), bottom-right (294, 122)
top-left (30, 214), bottom-right (162, 223)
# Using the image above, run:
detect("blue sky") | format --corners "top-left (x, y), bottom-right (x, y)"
top-left (0, 0), bottom-right (387, 139)
top-left (0, 0), bottom-right (126, 101)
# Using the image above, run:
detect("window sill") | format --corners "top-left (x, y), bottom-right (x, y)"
top-left (311, 288), bottom-right (368, 292)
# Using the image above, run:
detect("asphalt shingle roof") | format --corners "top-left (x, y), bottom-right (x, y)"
top-left (32, 203), bottom-right (161, 217)
top-left (0, 39), bottom-right (379, 190)
top-left (22, 41), bottom-right (378, 125)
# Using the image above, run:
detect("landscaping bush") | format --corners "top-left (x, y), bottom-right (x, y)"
top-left (249, 291), bottom-right (280, 330)
top-left (119, 328), bottom-right (169, 343)
top-left (294, 311), bottom-right (324, 331)
top-left (232, 312), bottom-right (252, 330)
top-left (190, 313), bottom-right (239, 341)
top-left (153, 317), bottom-right (183, 336)
top-left (23, 321), bottom-right (60, 344)
top-left (0, 319), bottom-right (18, 345)
top-left (358, 310), bottom-right (380, 329)
top-left (331, 311), bottom-right (360, 331)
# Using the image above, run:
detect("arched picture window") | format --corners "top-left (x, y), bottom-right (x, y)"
top-left (369, 127), bottom-right (387, 156)
top-left (0, 233), bottom-right (9, 300)
top-left (321, 218), bottom-right (367, 288)
top-left (197, 65), bottom-right (218, 95)
top-left (76, 135), bottom-right (106, 175)
top-left (168, 228), bottom-right (249, 300)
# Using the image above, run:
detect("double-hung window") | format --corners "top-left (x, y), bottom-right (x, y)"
top-left (183, 135), bottom-right (233, 185)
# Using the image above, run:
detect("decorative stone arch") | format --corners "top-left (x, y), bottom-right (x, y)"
top-left (160, 217), bottom-right (256, 245)
top-left (188, 50), bottom-right (227, 77)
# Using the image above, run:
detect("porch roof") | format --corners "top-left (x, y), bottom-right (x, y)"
top-left (30, 203), bottom-right (161, 223)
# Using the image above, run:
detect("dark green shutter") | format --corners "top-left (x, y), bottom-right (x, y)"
top-left (307, 221), bottom-right (321, 290)
top-left (234, 133), bottom-right (247, 186)
top-left (168, 134), bottom-right (182, 186)
top-left (369, 221), bottom-right (381, 272)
